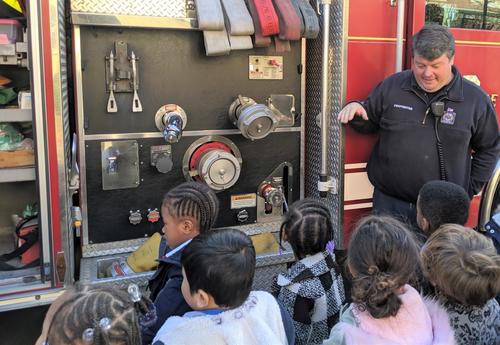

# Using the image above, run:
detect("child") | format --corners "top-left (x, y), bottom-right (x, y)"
top-left (153, 228), bottom-right (292, 345)
top-left (273, 198), bottom-right (346, 345)
top-left (324, 215), bottom-right (454, 345)
top-left (36, 283), bottom-right (155, 345)
top-left (416, 180), bottom-right (470, 236)
top-left (421, 224), bottom-right (500, 345)
top-left (142, 181), bottom-right (219, 344)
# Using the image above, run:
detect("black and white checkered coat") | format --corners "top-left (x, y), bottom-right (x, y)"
top-left (273, 251), bottom-right (346, 345)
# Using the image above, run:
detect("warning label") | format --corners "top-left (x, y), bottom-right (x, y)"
top-left (249, 55), bottom-right (283, 80)
top-left (231, 193), bottom-right (257, 209)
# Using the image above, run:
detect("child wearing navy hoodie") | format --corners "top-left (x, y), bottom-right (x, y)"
top-left (141, 181), bottom-right (219, 345)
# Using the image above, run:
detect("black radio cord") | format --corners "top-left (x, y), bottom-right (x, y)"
top-left (434, 117), bottom-right (448, 181)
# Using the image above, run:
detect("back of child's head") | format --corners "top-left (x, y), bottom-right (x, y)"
top-left (348, 215), bottom-right (420, 319)
top-left (43, 283), bottom-right (154, 345)
top-left (280, 198), bottom-right (333, 259)
top-left (181, 228), bottom-right (256, 309)
top-left (162, 181), bottom-right (219, 233)
top-left (417, 180), bottom-right (470, 234)
top-left (421, 224), bottom-right (500, 306)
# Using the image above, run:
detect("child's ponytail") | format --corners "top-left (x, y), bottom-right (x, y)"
top-left (348, 215), bottom-right (420, 319)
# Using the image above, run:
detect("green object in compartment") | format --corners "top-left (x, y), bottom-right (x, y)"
top-left (0, 87), bottom-right (17, 105)
top-left (22, 203), bottom-right (38, 218)
top-left (0, 123), bottom-right (23, 150)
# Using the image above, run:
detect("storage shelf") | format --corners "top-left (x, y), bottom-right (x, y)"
top-left (0, 167), bottom-right (35, 183)
top-left (0, 109), bottom-right (32, 122)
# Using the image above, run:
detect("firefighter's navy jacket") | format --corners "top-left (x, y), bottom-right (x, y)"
top-left (351, 66), bottom-right (499, 203)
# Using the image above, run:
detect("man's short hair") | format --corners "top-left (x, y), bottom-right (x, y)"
top-left (181, 228), bottom-right (256, 309)
top-left (421, 224), bottom-right (500, 306)
top-left (418, 180), bottom-right (470, 233)
top-left (412, 24), bottom-right (455, 60)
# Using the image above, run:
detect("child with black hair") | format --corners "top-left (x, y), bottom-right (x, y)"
top-left (273, 198), bottom-right (346, 345)
top-left (36, 283), bottom-right (155, 345)
top-left (421, 224), bottom-right (500, 345)
top-left (416, 180), bottom-right (470, 236)
top-left (152, 228), bottom-right (292, 345)
top-left (324, 215), bottom-right (454, 345)
top-left (142, 181), bottom-right (219, 344)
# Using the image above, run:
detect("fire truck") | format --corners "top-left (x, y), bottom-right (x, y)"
top-left (0, 0), bottom-right (498, 318)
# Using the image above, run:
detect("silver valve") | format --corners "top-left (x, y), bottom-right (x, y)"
top-left (162, 113), bottom-right (183, 143)
top-left (155, 104), bottom-right (188, 144)
top-left (228, 95), bottom-right (279, 141)
top-left (259, 183), bottom-right (284, 207)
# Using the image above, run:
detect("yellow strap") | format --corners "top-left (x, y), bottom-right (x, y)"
top-left (2, 0), bottom-right (22, 13)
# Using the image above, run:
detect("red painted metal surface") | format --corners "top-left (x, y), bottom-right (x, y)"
top-left (41, 0), bottom-right (62, 287)
top-left (348, 1), bottom-right (399, 37)
top-left (342, 0), bottom-right (401, 243)
top-left (342, 208), bottom-right (371, 247)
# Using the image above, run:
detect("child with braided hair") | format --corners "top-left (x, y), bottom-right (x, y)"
top-left (324, 215), bottom-right (455, 345)
top-left (36, 283), bottom-right (155, 345)
top-left (273, 198), bottom-right (346, 345)
top-left (142, 181), bottom-right (219, 344)
top-left (421, 224), bottom-right (500, 345)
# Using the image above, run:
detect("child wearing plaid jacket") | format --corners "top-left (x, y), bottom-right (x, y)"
top-left (273, 199), bottom-right (346, 345)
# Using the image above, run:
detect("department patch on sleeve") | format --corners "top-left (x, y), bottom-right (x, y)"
top-left (440, 107), bottom-right (456, 125)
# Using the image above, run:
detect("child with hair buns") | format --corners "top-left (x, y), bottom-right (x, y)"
top-left (273, 198), bottom-right (345, 345)
top-left (36, 283), bottom-right (155, 345)
top-left (324, 215), bottom-right (454, 345)
top-left (421, 224), bottom-right (500, 345)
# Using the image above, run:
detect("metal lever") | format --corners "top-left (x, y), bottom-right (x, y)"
top-left (107, 50), bottom-right (118, 113)
top-left (69, 133), bottom-right (80, 194)
top-left (130, 51), bottom-right (142, 112)
top-left (107, 156), bottom-right (118, 174)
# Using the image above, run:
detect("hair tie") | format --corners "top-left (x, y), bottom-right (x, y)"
top-left (367, 265), bottom-right (380, 276)
top-left (128, 283), bottom-right (141, 302)
top-left (82, 328), bottom-right (94, 342)
top-left (127, 283), bottom-right (158, 329)
top-left (325, 240), bottom-right (335, 253)
top-left (80, 317), bottom-right (111, 343)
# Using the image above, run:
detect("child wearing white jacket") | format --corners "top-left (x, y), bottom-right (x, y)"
top-left (153, 228), bottom-right (293, 345)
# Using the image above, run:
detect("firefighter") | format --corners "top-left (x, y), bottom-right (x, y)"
top-left (337, 24), bottom-right (499, 226)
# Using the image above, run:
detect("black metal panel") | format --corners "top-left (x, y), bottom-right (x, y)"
top-left (80, 27), bottom-right (302, 134)
top-left (86, 132), bottom-right (300, 244)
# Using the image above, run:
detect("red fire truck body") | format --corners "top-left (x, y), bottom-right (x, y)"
top-left (0, 0), bottom-right (498, 315)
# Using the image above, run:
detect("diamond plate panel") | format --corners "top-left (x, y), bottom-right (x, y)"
top-left (81, 242), bottom-right (294, 292)
top-left (83, 237), bottom-right (148, 257)
top-left (305, 0), bottom-right (346, 247)
top-left (71, 0), bottom-right (188, 18)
